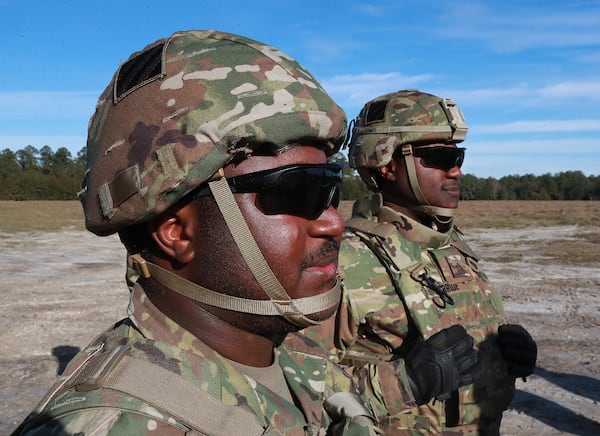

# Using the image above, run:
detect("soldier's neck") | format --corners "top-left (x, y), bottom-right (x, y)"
top-left (145, 279), bottom-right (276, 367)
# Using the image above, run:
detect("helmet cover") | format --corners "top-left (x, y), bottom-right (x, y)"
top-left (80, 30), bottom-right (347, 235)
top-left (348, 89), bottom-right (467, 174)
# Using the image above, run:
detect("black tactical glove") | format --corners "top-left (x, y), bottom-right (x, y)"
top-left (497, 324), bottom-right (537, 379)
top-left (404, 325), bottom-right (481, 405)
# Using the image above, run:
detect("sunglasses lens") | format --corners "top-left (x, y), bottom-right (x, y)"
top-left (415, 147), bottom-right (465, 170)
top-left (255, 165), bottom-right (342, 219)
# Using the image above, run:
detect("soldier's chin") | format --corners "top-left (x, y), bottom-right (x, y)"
top-left (303, 307), bottom-right (337, 325)
top-left (277, 308), bottom-right (336, 333)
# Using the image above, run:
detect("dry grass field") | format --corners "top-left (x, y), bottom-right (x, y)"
top-left (1, 200), bottom-right (599, 435)
top-left (2, 199), bottom-right (600, 232)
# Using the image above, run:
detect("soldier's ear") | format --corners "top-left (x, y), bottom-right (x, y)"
top-left (149, 203), bottom-right (197, 264)
top-left (379, 159), bottom-right (398, 182)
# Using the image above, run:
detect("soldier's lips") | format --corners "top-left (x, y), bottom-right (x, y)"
top-left (443, 184), bottom-right (461, 197)
top-left (305, 261), bottom-right (337, 277)
top-left (304, 254), bottom-right (339, 283)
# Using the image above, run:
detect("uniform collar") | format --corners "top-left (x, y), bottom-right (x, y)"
top-left (127, 282), bottom-right (212, 357)
top-left (378, 205), bottom-right (453, 248)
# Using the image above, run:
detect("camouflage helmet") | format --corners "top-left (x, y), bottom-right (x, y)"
top-left (347, 89), bottom-right (467, 189)
top-left (79, 30), bottom-right (347, 236)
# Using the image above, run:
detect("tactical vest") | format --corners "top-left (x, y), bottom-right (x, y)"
top-left (338, 201), bottom-right (515, 434)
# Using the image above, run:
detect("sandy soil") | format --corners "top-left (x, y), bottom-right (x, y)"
top-left (1, 226), bottom-right (599, 435)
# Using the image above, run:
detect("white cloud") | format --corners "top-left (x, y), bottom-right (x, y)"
top-left (442, 86), bottom-right (531, 105)
top-left (322, 72), bottom-right (435, 113)
top-left (575, 51), bottom-right (600, 64)
top-left (464, 153), bottom-right (598, 178)
top-left (439, 2), bottom-right (600, 52)
top-left (462, 137), bottom-right (599, 177)
top-left (537, 81), bottom-right (600, 100)
top-left (469, 137), bottom-right (598, 153)
top-left (465, 156), bottom-right (599, 177)
top-left (303, 39), bottom-right (357, 63)
top-left (322, 74), bottom-right (600, 117)
top-left (474, 119), bottom-right (600, 135)
top-left (355, 4), bottom-right (385, 16)
top-left (433, 80), bottom-right (600, 107)
top-left (0, 91), bottom-right (97, 118)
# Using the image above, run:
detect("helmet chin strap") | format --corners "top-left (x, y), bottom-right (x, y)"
top-left (128, 176), bottom-right (341, 328)
top-left (400, 144), bottom-right (456, 226)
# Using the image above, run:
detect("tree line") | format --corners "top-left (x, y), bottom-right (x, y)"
top-left (1, 145), bottom-right (86, 200)
top-left (1, 146), bottom-right (599, 201)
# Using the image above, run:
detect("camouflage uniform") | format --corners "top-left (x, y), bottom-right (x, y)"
top-left (300, 90), bottom-right (522, 434)
top-left (14, 31), bottom-right (382, 435)
top-left (14, 283), bottom-right (378, 435)
top-left (306, 194), bottom-right (515, 434)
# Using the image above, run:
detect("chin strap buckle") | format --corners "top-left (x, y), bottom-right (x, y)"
top-left (128, 254), bottom-right (151, 279)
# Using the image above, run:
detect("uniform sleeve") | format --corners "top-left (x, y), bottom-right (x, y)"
top-left (315, 236), bottom-right (419, 421)
top-left (302, 288), bottom-right (419, 421)
top-left (344, 355), bottom-right (418, 420)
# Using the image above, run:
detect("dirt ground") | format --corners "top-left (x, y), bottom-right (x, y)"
top-left (1, 225), bottom-right (599, 435)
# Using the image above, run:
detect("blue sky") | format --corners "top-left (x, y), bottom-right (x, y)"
top-left (1, 0), bottom-right (599, 178)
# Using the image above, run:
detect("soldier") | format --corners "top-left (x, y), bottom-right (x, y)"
top-left (13, 30), bottom-right (383, 435)
top-left (304, 90), bottom-right (537, 434)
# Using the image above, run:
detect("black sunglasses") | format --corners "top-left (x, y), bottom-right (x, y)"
top-left (193, 163), bottom-right (342, 220)
top-left (412, 146), bottom-right (466, 171)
